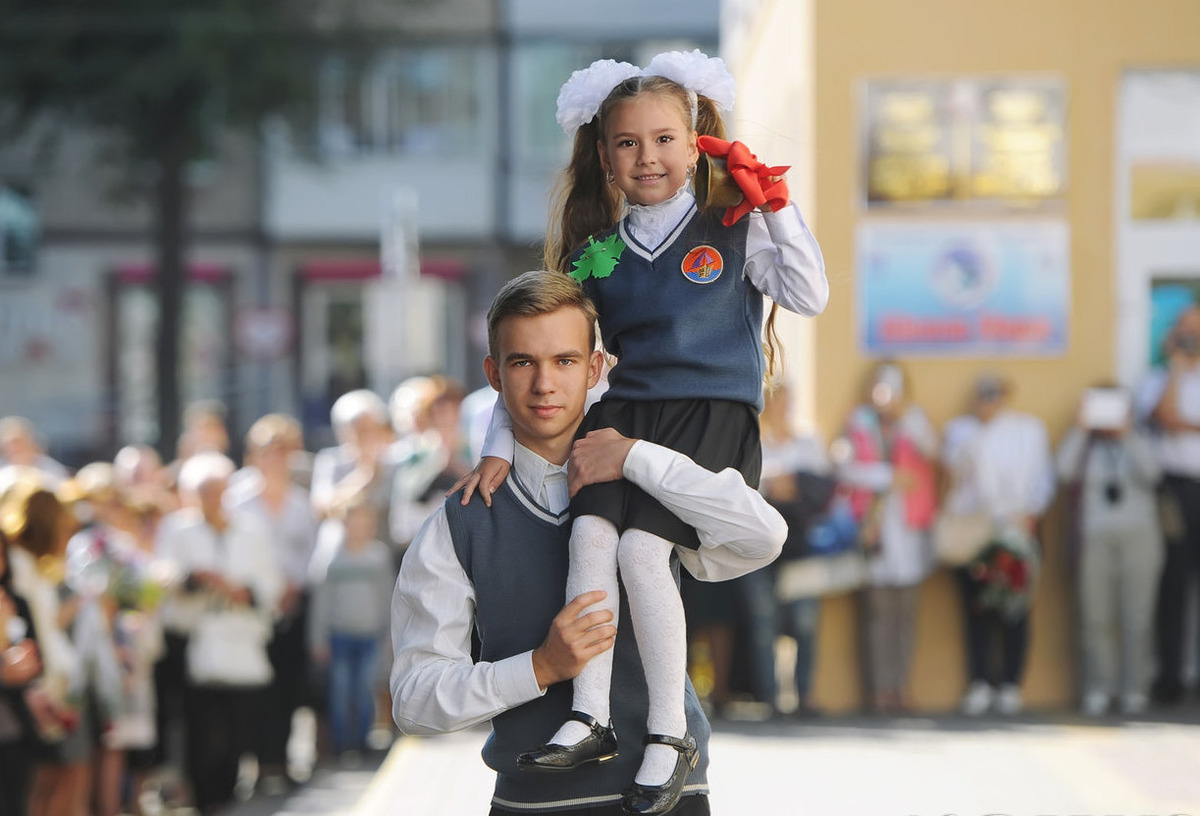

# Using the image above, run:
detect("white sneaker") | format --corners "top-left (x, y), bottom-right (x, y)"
top-left (1120, 692), bottom-right (1148, 715)
top-left (995, 684), bottom-right (1023, 715)
top-left (1081, 690), bottom-right (1109, 717)
top-left (961, 681), bottom-right (995, 716)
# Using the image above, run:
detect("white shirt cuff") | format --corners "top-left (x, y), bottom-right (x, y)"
top-left (498, 650), bottom-right (548, 704)
top-left (760, 201), bottom-right (807, 242)
top-left (622, 439), bottom-right (668, 494)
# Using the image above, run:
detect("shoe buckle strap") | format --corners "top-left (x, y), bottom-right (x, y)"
top-left (642, 733), bottom-right (693, 752)
top-left (568, 710), bottom-right (609, 735)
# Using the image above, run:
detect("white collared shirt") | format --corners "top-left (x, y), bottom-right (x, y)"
top-left (389, 439), bottom-right (786, 735)
top-left (155, 507), bottom-right (285, 634)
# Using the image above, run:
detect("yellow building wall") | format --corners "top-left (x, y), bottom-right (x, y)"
top-left (731, 0), bottom-right (1200, 713)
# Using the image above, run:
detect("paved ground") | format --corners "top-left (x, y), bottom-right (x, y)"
top-left (229, 709), bottom-right (1200, 816)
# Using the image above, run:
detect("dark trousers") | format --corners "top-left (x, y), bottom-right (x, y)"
top-left (1153, 474), bottom-right (1200, 699)
top-left (955, 568), bottom-right (1030, 686)
top-left (152, 632), bottom-right (190, 769)
top-left (490, 794), bottom-right (710, 815)
top-left (256, 596), bottom-right (311, 768)
top-left (0, 739), bottom-right (29, 816)
top-left (185, 686), bottom-right (260, 812)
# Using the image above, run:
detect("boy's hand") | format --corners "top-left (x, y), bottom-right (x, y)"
top-left (447, 456), bottom-right (511, 507)
top-left (568, 429), bottom-right (635, 497)
top-left (531, 590), bottom-right (616, 691)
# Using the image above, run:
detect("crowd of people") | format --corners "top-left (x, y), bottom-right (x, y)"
top-left (0, 375), bottom-right (476, 816)
top-left (1, 300), bottom-right (1198, 815)
top-left (708, 304), bottom-right (1200, 723)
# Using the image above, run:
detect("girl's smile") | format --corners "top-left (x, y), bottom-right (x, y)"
top-left (599, 94), bottom-right (698, 208)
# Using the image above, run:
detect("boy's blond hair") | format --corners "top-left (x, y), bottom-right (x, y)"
top-left (486, 271), bottom-right (598, 360)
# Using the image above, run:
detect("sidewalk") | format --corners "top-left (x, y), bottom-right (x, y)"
top-left (225, 705), bottom-right (1200, 816)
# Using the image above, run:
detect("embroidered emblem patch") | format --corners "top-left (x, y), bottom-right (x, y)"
top-left (681, 245), bottom-right (724, 284)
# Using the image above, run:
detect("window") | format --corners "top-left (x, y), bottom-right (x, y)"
top-left (318, 46), bottom-right (483, 157)
top-left (510, 40), bottom-right (717, 170)
top-left (0, 183), bottom-right (38, 276)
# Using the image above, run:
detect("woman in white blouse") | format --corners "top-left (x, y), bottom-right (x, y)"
top-left (942, 375), bottom-right (1055, 716)
top-left (156, 453), bottom-right (282, 815)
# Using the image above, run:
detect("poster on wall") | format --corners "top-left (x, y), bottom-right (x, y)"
top-left (1149, 277), bottom-right (1200, 366)
top-left (862, 76), bottom-right (1066, 209)
top-left (857, 220), bottom-right (1069, 357)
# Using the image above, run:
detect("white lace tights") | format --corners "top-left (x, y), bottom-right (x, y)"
top-left (548, 517), bottom-right (687, 787)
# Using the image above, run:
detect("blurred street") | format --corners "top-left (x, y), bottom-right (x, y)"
top-left (229, 711), bottom-right (1200, 816)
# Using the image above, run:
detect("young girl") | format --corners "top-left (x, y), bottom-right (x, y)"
top-left (462, 50), bottom-right (826, 814)
top-left (309, 497), bottom-right (393, 758)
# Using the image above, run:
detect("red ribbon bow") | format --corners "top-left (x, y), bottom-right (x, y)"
top-left (697, 135), bottom-right (790, 227)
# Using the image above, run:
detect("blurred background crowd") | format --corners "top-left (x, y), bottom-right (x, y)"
top-left (1, 1), bottom-right (1199, 815)
top-left (2, 300), bottom-right (1199, 816)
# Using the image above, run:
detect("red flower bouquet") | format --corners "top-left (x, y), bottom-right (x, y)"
top-left (967, 526), bottom-right (1039, 621)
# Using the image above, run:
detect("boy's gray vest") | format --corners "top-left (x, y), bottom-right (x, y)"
top-left (445, 476), bottom-right (710, 812)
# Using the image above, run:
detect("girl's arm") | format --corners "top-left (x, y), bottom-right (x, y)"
top-left (448, 394), bottom-right (515, 506)
top-left (743, 202), bottom-right (829, 317)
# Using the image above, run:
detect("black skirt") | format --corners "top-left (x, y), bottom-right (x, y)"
top-left (571, 397), bottom-right (761, 550)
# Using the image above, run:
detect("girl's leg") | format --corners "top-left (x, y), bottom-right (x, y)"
top-left (327, 635), bottom-right (351, 755)
top-left (617, 528), bottom-right (687, 787)
top-left (547, 515), bottom-right (621, 747)
top-left (356, 637), bottom-right (381, 751)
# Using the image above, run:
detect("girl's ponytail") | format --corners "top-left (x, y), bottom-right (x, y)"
top-left (694, 95), bottom-right (727, 141)
top-left (544, 121), bottom-right (623, 274)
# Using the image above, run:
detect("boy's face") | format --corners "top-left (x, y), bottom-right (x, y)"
top-left (484, 306), bottom-right (602, 465)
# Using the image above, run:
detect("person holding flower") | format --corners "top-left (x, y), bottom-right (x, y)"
top-left (941, 375), bottom-right (1055, 716)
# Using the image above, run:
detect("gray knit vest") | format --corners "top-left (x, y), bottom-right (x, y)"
top-left (445, 477), bottom-right (711, 812)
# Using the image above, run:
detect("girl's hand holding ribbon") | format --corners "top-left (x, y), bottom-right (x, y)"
top-left (697, 135), bottom-right (790, 227)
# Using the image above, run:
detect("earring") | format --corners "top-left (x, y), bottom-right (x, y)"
top-left (605, 170), bottom-right (615, 184)
top-left (686, 164), bottom-right (696, 180)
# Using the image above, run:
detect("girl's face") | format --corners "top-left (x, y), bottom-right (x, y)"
top-left (598, 93), bottom-right (698, 207)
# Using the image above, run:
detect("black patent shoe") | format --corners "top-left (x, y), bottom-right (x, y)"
top-left (621, 732), bottom-right (699, 815)
top-left (517, 710), bottom-right (618, 772)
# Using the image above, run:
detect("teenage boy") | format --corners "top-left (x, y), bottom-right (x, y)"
top-left (390, 271), bottom-right (785, 815)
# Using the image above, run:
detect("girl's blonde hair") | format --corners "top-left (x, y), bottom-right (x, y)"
top-left (542, 74), bottom-right (783, 381)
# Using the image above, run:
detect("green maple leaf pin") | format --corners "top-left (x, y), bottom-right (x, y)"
top-left (570, 233), bottom-right (626, 283)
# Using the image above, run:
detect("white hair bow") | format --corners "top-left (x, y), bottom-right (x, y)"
top-left (555, 49), bottom-right (737, 135)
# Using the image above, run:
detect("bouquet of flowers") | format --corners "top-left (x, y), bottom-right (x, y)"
top-left (967, 525), bottom-right (1039, 621)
